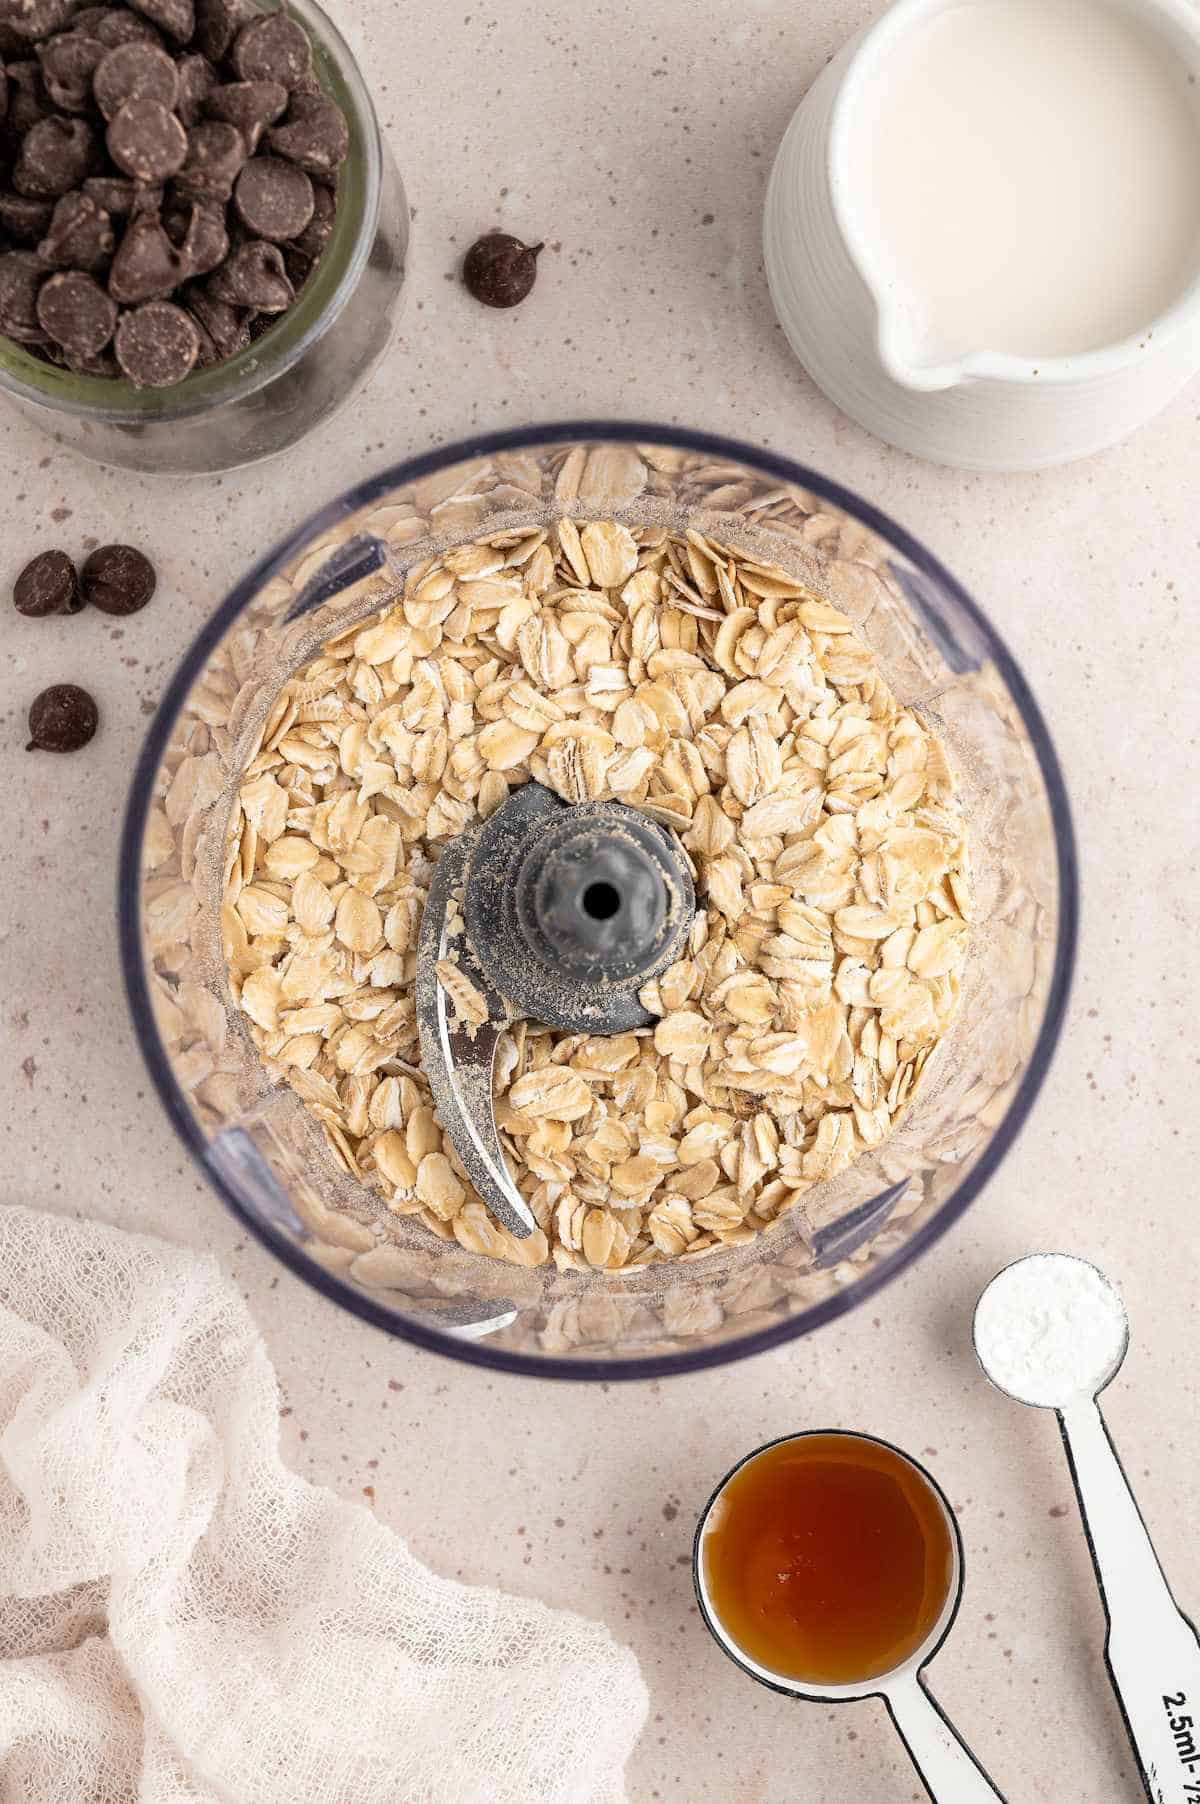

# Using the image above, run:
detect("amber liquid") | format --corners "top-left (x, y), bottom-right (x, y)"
top-left (701, 1434), bottom-right (955, 1687)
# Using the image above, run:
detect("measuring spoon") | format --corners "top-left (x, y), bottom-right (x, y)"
top-left (974, 1254), bottom-right (1200, 1804)
top-left (693, 1432), bottom-right (1007, 1803)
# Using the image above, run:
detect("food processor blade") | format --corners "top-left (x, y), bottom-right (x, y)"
top-left (415, 781), bottom-right (696, 1242)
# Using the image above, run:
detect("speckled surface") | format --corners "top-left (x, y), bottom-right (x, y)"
top-left (2, 1), bottom-right (1198, 1798)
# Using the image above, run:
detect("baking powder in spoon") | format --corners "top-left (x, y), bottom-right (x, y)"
top-left (973, 1253), bottom-right (1129, 1408)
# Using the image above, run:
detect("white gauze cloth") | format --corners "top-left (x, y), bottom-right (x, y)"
top-left (0, 1205), bottom-right (648, 1804)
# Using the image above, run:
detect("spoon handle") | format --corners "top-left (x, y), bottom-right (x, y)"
top-left (884, 1674), bottom-right (1006, 1802)
top-left (1058, 1397), bottom-right (1200, 1803)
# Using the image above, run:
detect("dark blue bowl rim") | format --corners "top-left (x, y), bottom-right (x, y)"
top-left (118, 420), bottom-right (1079, 1382)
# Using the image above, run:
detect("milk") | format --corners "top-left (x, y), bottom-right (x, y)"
top-left (844, 0), bottom-right (1200, 365)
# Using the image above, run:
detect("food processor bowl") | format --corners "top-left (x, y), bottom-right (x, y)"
top-left (118, 425), bottom-right (1077, 1378)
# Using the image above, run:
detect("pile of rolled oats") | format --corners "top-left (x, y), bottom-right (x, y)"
top-left (222, 518), bottom-right (969, 1273)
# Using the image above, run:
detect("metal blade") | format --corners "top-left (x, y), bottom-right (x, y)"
top-left (415, 834), bottom-right (537, 1239)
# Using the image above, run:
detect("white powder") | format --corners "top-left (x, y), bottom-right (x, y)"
top-left (973, 1254), bottom-right (1129, 1409)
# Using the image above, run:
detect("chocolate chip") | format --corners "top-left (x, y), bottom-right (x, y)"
top-left (4, 57), bottom-right (50, 132)
top-left (266, 91), bottom-right (347, 178)
top-left (204, 76), bottom-right (285, 152)
top-left (0, 189), bottom-right (54, 242)
top-left (37, 189), bottom-right (115, 268)
top-left (233, 152), bottom-right (310, 241)
top-left (162, 193), bottom-right (224, 271)
top-left (36, 265), bottom-right (115, 351)
top-left (14, 114), bottom-right (95, 196)
top-left (37, 31), bottom-right (107, 111)
top-left (174, 49), bottom-right (214, 124)
top-left (113, 294), bottom-right (196, 383)
top-left (107, 206), bottom-right (184, 298)
top-left (280, 243), bottom-right (310, 290)
top-left (126, 0), bottom-right (193, 42)
top-left (13, 548), bottom-right (80, 615)
top-left (81, 541), bottom-right (156, 612)
top-left (70, 7), bottom-right (120, 33)
top-left (0, 247), bottom-right (47, 338)
top-left (93, 40), bottom-right (177, 118)
top-left (231, 10), bottom-right (311, 86)
top-left (0, 0), bottom-right (79, 46)
top-left (82, 172), bottom-right (161, 216)
top-left (26, 682), bottom-right (98, 750)
top-left (107, 95), bottom-right (186, 181)
top-left (290, 174), bottom-right (333, 258)
top-left (180, 279), bottom-right (247, 360)
top-left (174, 116), bottom-right (244, 199)
top-left (91, 6), bottom-right (163, 47)
top-left (462, 232), bottom-right (542, 308)
top-left (64, 340), bottom-right (117, 373)
top-left (192, 0), bottom-right (249, 63)
top-left (206, 233), bottom-right (290, 309)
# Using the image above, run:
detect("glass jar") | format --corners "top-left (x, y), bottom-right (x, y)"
top-left (120, 426), bottom-right (1077, 1379)
top-left (0, 0), bottom-right (406, 474)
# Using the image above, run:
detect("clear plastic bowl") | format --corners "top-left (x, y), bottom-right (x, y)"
top-left (119, 425), bottom-right (1077, 1378)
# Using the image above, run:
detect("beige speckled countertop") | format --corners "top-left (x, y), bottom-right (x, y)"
top-left (3, 1), bottom-right (1199, 1797)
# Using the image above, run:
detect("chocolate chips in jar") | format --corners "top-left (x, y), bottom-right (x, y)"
top-left (0, 0), bottom-right (354, 387)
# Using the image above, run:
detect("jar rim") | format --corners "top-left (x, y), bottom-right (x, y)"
top-left (0, 0), bottom-right (382, 425)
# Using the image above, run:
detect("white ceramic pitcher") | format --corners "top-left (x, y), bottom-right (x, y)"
top-left (764, 0), bottom-right (1200, 470)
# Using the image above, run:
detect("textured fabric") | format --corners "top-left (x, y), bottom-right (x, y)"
top-left (0, 1206), bottom-right (647, 1803)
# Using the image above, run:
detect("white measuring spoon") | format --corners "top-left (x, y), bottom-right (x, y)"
top-left (693, 1432), bottom-right (1007, 1802)
top-left (974, 1254), bottom-right (1200, 1804)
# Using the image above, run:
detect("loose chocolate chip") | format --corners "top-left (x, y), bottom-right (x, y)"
top-left (266, 91), bottom-right (347, 178)
top-left (290, 174), bottom-right (333, 258)
top-left (0, 189), bottom-right (54, 242)
top-left (26, 679), bottom-right (95, 747)
top-left (27, 682), bottom-right (98, 750)
top-left (162, 194), bottom-right (225, 272)
top-left (113, 294), bottom-right (196, 383)
top-left (91, 7), bottom-right (163, 47)
top-left (174, 117), bottom-right (244, 200)
top-left (180, 279), bottom-right (247, 360)
top-left (37, 188), bottom-right (115, 268)
top-left (13, 548), bottom-right (80, 615)
top-left (81, 541), bottom-right (156, 612)
top-left (93, 40), bottom-right (178, 118)
top-left (462, 232), bottom-right (542, 308)
top-left (0, 0), bottom-right (78, 46)
top-left (192, 0), bottom-right (249, 63)
top-left (37, 31), bottom-right (106, 111)
top-left (206, 233), bottom-right (290, 309)
top-left (36, 265), bottom-right (116, 352)
top-left (14, 114), bottom-right (95, 196)
top-left (174, 49), bottom-right (215, 125)
top-left (107, 96), bottom-right (186, 181)
top-left (231, 10), bottom-right (311, 86)
top-left (126, 0), bottom-right (193, 43)
top-left (82, 173), bottom-right (161, 216)
top-left (107, 206), bottom-right (184, 298)
top-left (0, 246), bottom-right (47, 338)
top-left (204, 76), bottom-right (285, 152)
top-left (233, 152), bottom-right (310, 241)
